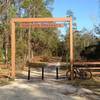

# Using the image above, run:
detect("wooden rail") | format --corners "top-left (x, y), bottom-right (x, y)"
top-left (73, 62), bottom-right (100, 69)
top-left (74, 61), bottom-right (100, 65)
top-left (73, 61), bottom-right (100, 75)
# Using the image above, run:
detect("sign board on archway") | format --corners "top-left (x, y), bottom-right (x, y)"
top-left (10, 17), bottom-right (73, 79)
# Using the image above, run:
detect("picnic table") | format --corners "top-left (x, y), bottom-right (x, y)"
top-left (27, 62), bottom-right (61, 80)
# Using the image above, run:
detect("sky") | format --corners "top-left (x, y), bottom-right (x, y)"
top-left (52, 0), bottom-right (99, 32)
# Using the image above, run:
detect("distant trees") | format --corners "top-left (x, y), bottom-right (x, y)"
top-left (0, 0), bottom-right (61, 67)
top-left (66, 10), bottom-right (77, 30)
top-left (81, 0), bottom-right (100, 60)
top-left (64, 28), bottom-right (99, 62)
top-left (0, 0), bottom-right (17, 64)
top-left (0, 0), bottom-right (100, 66)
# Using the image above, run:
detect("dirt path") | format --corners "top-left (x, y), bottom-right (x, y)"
top-left (0, 69), bottom-right (100, 100)
top-left (0, 77), bottom-right (100, 100)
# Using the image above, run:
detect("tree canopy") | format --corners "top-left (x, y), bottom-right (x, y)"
top-left (0, 0), bottom-right (100, 66)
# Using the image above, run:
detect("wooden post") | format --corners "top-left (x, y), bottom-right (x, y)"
top-left (69, 17), bottom-right (74, 80)
top-left (11, 20), bottom-right (16, 79)
top-left (28, 66), bottom-right (31, 80)
top-left (56, 67), bottom-right (59, 79)
top-left (28, 23), bottom-right (31, 61)
top-left (42, 66), bottom-right (44, 80)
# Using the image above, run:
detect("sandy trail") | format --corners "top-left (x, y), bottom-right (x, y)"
top-left (0, 70), bottom-right (99, 100)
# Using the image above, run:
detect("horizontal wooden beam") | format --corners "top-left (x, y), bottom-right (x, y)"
top-left (11, 17), bottom-right (72, 23)
top-left (20, 23), bottom-right (64, 28)
top-left (92, 72), bottom-right (100, 75)
top-left (74, 61), bottom-right (100, 65)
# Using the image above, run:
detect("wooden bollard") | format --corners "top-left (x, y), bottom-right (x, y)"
top-left (28, 66), bottom-right (30, 80)
top-left (42, 66), bottom-right (44, 80)
top-left (56, 67), bottom-right (59, 79)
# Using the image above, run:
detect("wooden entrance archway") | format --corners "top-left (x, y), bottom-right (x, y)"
top-left (10, 17), bottom-right (73, 79)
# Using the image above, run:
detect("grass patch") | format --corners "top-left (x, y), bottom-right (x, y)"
top-left (56, 76), bottom-right (100, 89)
top-left (66, 77), bottom-right (100, 88)
top-left (56, 76), bottom-right (100, 95)
top-left (52, 75), bottom-right (100, 96)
